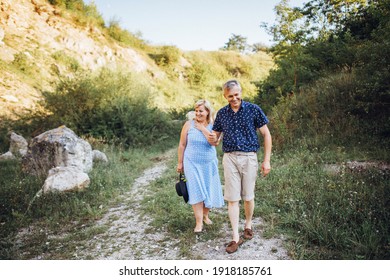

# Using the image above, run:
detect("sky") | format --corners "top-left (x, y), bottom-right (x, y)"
top-left (84, 0), bottom-right (308, 51)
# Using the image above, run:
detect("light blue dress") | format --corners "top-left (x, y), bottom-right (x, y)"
top-left (183, 121), bottom-right (224, 208)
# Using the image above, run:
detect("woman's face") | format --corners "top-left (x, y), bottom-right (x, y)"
top-left (195, 105), bottom-right (209, 123)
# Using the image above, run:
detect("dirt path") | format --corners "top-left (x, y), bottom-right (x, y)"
top-left (73, 151), bottom-right (179, 260)
top-left (17, 149), bottom-right (290, 260)
top-left (73, 149), bottom-right (290, 260)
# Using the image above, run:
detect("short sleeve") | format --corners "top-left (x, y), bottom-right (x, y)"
top-left (253, 105), bottom-right (269, 128)
top-left (212, 111), bottom-right (223, 132)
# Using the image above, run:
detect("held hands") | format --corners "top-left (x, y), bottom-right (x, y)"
top-left (261, 161), bottom-right (271, 177)
top-left (207, 132), bottom-right (218, 146)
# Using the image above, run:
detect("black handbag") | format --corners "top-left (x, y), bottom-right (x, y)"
top-left (175, 173), bottom-right (189, 203)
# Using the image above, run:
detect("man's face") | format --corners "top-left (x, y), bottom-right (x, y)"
top-left (224, 85), bottom-right (242, 109)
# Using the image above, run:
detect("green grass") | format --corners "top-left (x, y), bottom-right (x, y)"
top-left (141, 143), bottom-right (389, 260)
top-left (0, 140), bottom-right (176, 259)
top-left (255, 145), bottom-right (389, 259)
top-left (1, 131), bottom-right (388, 260)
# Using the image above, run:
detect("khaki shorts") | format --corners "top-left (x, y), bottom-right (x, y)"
top-left (223, 151), bottom-right (258, 202)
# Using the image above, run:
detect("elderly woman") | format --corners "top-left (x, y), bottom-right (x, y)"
top-left (177, 99), bottom-right (224, 233)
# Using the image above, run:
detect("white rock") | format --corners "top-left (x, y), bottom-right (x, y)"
top-left (92, 150), bottom-right (108, 164)
top-left (22, 126), bottom-right (92, 176)
top-left (0, 151), bottom-right (15, 160)
top-left (0, 95), bottom-right (19, 103)
top-left (42, 166), bottom-right (90, 193)
top-left (10, 132), bottom-right (28, 157)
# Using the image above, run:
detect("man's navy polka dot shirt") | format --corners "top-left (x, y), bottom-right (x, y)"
top-left (212, 100), bottom-right (269, 153)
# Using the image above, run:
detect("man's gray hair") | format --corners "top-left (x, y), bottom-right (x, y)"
top-left (223, 79), bottom-right (241, 91)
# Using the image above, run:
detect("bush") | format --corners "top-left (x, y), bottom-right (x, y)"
top-left (148, 46), bottom-right (181, 66)
top-left (107, 19), bottom-right (147, 49)
top-left (51, 51), bottom-right (80, 72)
top-left (186, 61), bottom-right (213, 87)
top-left (11, 52), bottom-right (40, 76)
top-left (269, 73), bottom-right (362, 149)
top-left (11, 69), bottom-right (179, 147)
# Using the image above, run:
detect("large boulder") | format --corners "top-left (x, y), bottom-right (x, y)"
top-left (22, 126), bottom-right (93, 177)
top-left (43, 166), bottom-right (90, 193)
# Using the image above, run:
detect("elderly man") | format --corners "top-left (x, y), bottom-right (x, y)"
top-left (208, 79), bottom-right (272, 254)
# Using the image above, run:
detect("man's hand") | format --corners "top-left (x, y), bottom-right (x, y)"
top-left (261, 161), bottom-right (271, 177)
top-left (207, 132), bottom-right (218, 146)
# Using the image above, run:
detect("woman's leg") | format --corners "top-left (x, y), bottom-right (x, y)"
top-left (203, 206), bottom-right (212, 225)
top-left (192, 202), bottom-right (204, 232)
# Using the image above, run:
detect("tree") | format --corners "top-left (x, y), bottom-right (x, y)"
top-left (300, 0), bottom-right (368, 35)
top-left (261, 0), bottom-right (309, 88)
top-left (222, 34), bottom-right (248, 53)
top-left (251, 42), bottom-right (269, 52)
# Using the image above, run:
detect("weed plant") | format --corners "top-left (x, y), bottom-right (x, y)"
top-left (148, 46), bottom-right (181, 67)
top-left (51, 51), bottom-right (81, 72)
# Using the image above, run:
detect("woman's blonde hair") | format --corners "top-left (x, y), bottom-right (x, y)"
top-left (195, 99), bottom-right (214, 124)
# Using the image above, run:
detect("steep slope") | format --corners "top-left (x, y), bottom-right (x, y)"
top-left (0, 0), bottom-right (274, 120)
top-left (0, 0), bottom-right (159, 118)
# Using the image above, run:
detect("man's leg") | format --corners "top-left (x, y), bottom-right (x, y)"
top-left (223, 153), bottom-right (244, 253)
top-left (244, 199), bottom-right (254, 229)
top-left (241, 153), bottom-right (258, 239)
top-left (228, 201), bottom-right (240, 242)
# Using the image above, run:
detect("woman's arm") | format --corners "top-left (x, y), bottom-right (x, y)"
top-left (194, 121), bottom-right (211, 138)
top-left (194, 121), bottom-right (222, 146)
top-left (177, 121), bottom-right (190, 173)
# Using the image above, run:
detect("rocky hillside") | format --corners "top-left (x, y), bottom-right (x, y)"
top-left (0, 0), bottom-right (165, 118)
top-left (0, 0), bottom-right (273, 119)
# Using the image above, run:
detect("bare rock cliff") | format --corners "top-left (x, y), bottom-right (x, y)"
top-left (0, 0), bottom-right (157, 118)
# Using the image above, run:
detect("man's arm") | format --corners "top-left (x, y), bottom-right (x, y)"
top-left (259, 124), bottom-right (272, 176)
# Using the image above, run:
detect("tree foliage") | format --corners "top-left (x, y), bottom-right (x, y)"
top-left (222, 33), bottom-right (248, 53)
top-left (258, 0), bottom-right (390, 143)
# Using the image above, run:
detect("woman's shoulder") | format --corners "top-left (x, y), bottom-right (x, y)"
top-left (184, 120), bottom-right (196, 129)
